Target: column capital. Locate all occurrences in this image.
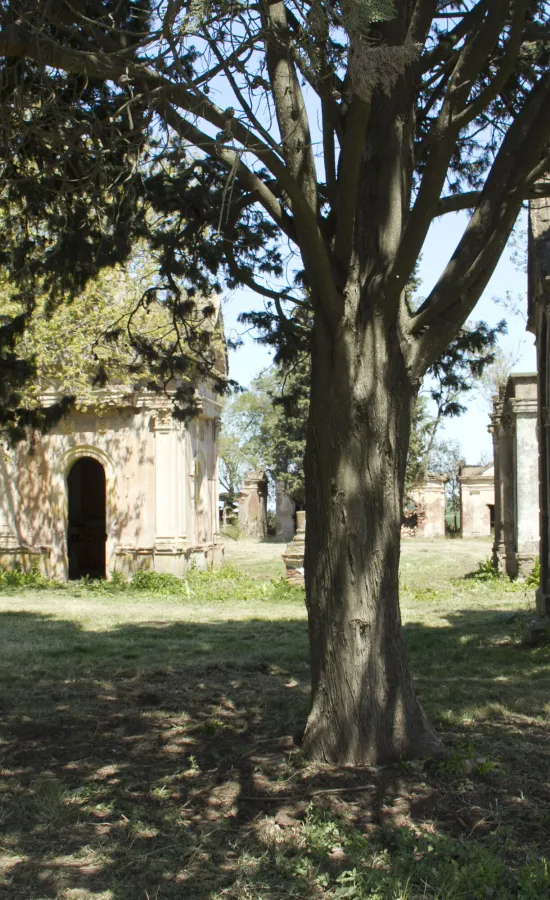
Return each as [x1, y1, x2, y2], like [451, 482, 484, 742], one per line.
[152, 407, 173, 433]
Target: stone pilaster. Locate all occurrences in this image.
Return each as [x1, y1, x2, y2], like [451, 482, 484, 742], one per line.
[511, 396, 539, 574]
[490, 414, 503, 569]
[153, 407, 178, 552]
[275, 481, 296, 540]
[500, 410, 518, 576]
[529, 186, 550, 615]
[282, 510, 305, 586]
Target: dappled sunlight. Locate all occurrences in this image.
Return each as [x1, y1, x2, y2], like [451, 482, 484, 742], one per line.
[0, 566, 549, 898]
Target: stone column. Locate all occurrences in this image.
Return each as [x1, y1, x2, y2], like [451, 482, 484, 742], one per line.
[490, 414, 503, 569]
[282, 510, 305, 586]
[275, 481, 296, 540]
[493, 409, 517, 577]
[539, 398, 550, 615]
[176, 423, 187, 547]
[511, 396, 539, 573]
[417, 476, 446, 537]
[238, 470, 268, 539]
[529, 187, 550, 616]
[153, 407, 178, 552]
[500, 413, 517, 576]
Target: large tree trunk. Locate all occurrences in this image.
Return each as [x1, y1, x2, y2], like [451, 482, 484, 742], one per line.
[302, 308, 442, 765]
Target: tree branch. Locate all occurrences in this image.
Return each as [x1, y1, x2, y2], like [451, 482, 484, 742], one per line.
[410, 71, 550, 372]
[159, 104, 296, 242]
[334, 96, 370, 273]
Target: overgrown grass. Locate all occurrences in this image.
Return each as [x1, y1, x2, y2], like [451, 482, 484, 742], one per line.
[0, 548, 548, 899]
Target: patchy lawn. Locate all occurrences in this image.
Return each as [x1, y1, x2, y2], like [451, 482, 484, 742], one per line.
[0, 548, 549, 899]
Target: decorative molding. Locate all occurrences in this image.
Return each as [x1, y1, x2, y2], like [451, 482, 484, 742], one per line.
[152, 408, 173, 432]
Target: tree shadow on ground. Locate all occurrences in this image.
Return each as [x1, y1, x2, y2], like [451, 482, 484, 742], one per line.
[0, 608, 549, 898]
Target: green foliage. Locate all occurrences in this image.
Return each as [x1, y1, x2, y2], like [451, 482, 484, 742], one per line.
[525, 557, 541, 588]
[470, 557, 504, 582]
[0, 565, 56, 590]
[130, 569, 194, 595]
[0, 244, 227, 437]
[0, 563, 305, 607]
[220, 362, 308, 504]
[300, 809, 549, 900]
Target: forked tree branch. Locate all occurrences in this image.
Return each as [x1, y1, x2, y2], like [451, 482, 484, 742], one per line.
[410, 71, 550, 372]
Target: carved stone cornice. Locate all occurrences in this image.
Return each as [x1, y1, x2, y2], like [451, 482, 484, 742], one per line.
[509, 398, 538, 417]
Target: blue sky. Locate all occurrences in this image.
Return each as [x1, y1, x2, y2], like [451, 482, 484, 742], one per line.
[222, 209, 533, 464]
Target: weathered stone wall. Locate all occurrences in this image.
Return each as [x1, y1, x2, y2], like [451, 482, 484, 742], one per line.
[282, 510, 305, 585]
[491, 374, 539, 578]
[402, 476, 446, 538]
[238, 470, 268, 539]
[0, 386, 223, 580]
[528, 186, 550, 614]
[459, 465, 494, 538]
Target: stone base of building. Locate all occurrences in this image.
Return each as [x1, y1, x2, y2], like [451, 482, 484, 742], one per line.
[0, 542, 224, 581]
[281, 556, 305, 586]
[536, 588, 550, 617]
[114, 542, 224, 577]
[493, 541, 537, 579]
[0, 545, 51, 576]
[515, 552, 538, 578]
[523, 616, 550, 645]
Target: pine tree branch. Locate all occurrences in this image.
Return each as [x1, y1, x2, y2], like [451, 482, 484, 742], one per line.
[390, 2, 517, 296]
[261, 2, 318, 214]
[159, 104, 296, 242]
[452, 0, 529, 131]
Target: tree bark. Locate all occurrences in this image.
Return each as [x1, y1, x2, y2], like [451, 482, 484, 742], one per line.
[302, 307, 442, 765]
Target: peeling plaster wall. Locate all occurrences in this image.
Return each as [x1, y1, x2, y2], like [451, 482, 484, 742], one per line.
[0, 390, 223, 580]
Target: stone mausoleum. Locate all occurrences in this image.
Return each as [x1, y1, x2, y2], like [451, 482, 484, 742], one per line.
[458, 463, 495, 538]
[401, 476, 446, 538]
[0, 384, 223, 580]
[491, 373, 539, 577]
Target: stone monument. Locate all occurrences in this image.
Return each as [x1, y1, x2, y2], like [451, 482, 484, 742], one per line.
[282, 510, 305, 586]
[0, 385, 224, 580]
[458, 464, 495, 538]
[275, 481, 296, 540]
[403, 476, 446, 538]
[491, 374, 539, 577]
[238, 470, 268, 539]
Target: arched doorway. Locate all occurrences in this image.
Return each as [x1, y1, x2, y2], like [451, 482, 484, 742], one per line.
[67, 457, 106, 579]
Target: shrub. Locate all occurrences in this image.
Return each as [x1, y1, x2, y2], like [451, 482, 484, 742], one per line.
[0, 565, 57, 590]
[469, 557, 502, 581]
[525, 557, 540, 588]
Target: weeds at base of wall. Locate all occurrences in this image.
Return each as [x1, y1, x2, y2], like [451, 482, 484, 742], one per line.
[0, 563, 304, 604]
[0, 566, 58, 590]
[466, 556, 540, 588]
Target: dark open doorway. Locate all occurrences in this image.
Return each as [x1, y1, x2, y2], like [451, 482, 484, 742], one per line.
[488, 503, 495, 535]
[67, 457, 106, 580]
